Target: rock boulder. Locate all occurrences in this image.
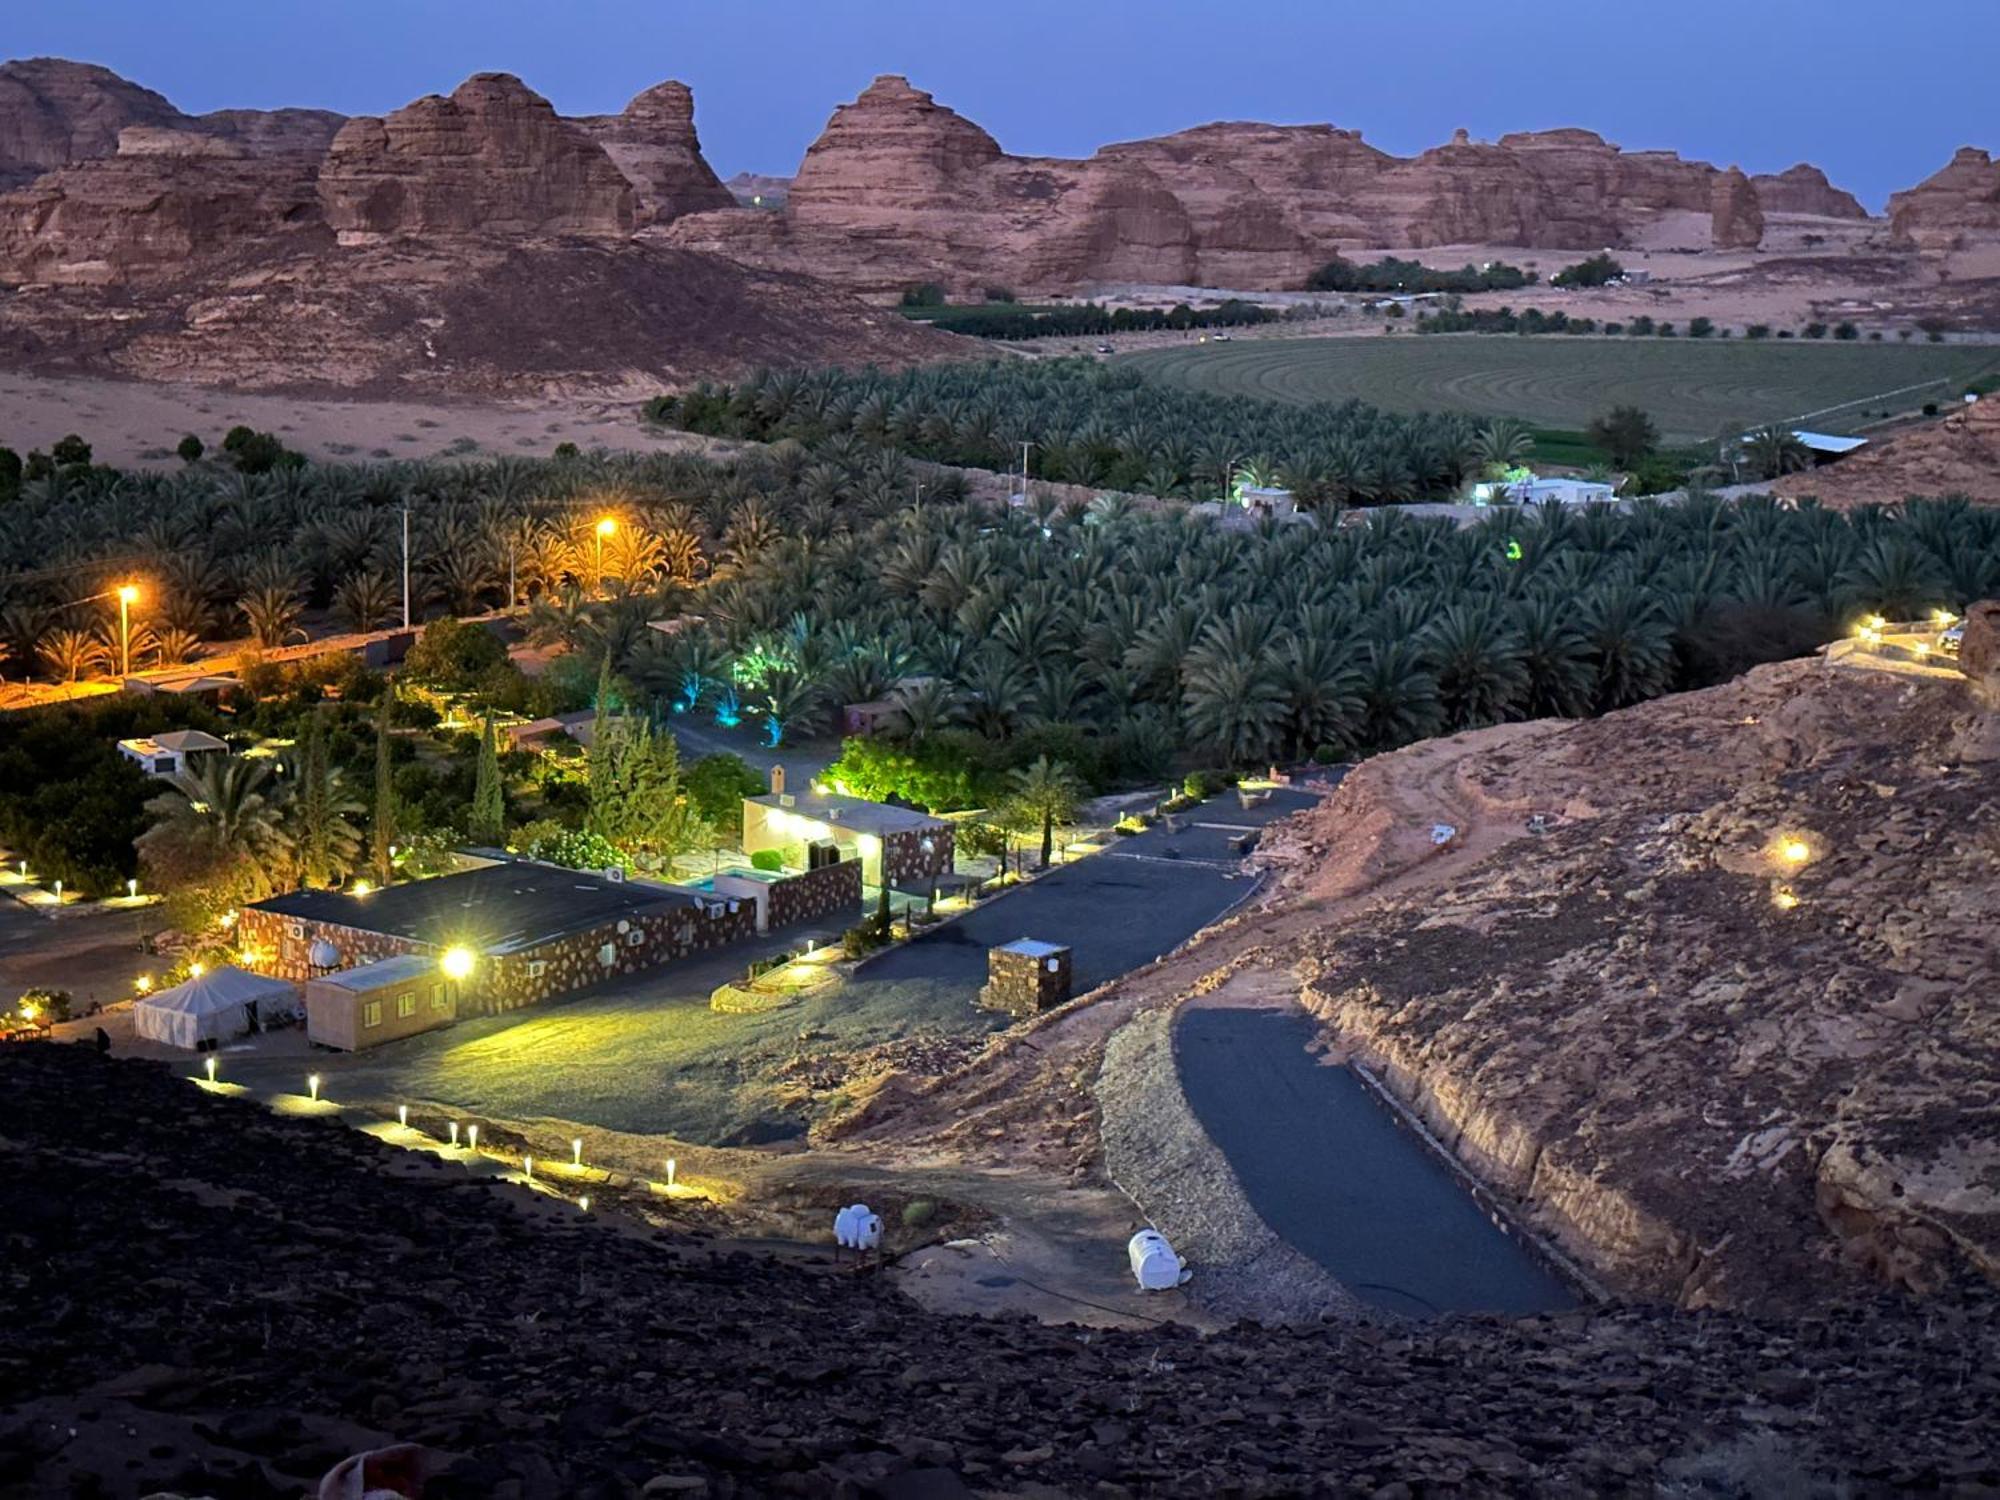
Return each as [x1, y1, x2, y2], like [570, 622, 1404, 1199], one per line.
[1711, 165, 1765, 249]
[1753, 162, 1868, 218]
[319, 73, 633, 243]
[572, 80, 733, 227]
[1955, 599, 2000, 688]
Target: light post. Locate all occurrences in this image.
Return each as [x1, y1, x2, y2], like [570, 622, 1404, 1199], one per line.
[116, 584, 138, 677]
[594, 517, 616, 595]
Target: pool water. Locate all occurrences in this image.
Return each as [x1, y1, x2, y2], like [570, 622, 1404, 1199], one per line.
[687, 868, 782, 890]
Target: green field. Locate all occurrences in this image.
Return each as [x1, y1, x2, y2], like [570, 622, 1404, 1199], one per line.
[1118, 337, 2000, 443]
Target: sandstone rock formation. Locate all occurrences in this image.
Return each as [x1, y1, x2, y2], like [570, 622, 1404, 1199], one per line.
[726, 170, 790, 207]
[669, 75, 1868, 296]
[190, 105, 346, 160]
[1754, 162, 1868, 218]
[0, 126, 325, 287]
[1889, 146, 2000, 251]
[1290, 655, 2000, 1309]
[1771, 396, 2000, 509]
[1955, 599, 2000, 688]
[1711, 165, 1766, 249]
[573, 80, 733, 226]
[0, 57, 182, 189]
[319, 73, 633, 243]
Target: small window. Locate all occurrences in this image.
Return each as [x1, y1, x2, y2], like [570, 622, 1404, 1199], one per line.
[363, 999, 382, 1028]
[397, 992, 416, 1019]
[430, 991, 448, 1012]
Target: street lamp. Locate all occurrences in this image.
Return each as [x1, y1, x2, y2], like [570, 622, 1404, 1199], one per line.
[440, 945, 475, 982]
[116, 584, 138, 677]
[594, 517, 616, 593]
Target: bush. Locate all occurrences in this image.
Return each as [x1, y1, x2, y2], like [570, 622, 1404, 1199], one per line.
[15, 988, 74, 1025]
[685, 752, 766, 832]
[1923, 402, 1939, 417]
[176, 434, 205, 464]
[842, 921, 888, 958]
[1687, 317, 1715, 339]
[523, 825, 623, 871]
[1627, 315, 1656, 336]
[1551, 252, 1623, 288]
[902, 1199, 938, 1229]
[0, 446, 19, 503]
[402, 617, 508, 694]
[953, 820, 1008, 859]
[1585, 405, 1660, 467]
[1834, 321, 1860, 341]
[51, 433, 92, 468]
[899, 283, 948, 308]
[553, 441, 580, 460]
[1803, 322, 1828, 339]
[1745, 324, 1771, 339]
[981, 285, 1016, 303]
[749, 848, 784, 872]
[221, 425, 302, 474]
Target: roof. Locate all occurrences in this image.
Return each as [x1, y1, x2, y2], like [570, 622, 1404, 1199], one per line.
[251, 863, 696, 956]
[1792, 431, 1870, 456]
[748, 790, 945, 837]
[141, 964, 295, 1015]
[308, 953, 442, 992]
[153, 729, 228, 754]
[997, 938, 1068, 958]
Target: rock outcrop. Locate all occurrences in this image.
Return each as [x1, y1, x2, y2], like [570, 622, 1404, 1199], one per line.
[1772, 396, 2000, 510]
[1711, 165, 1766, 249]
[669, 75, 1869, 296]
[725, 170, 791, 207]
[319, 73, 633, 243]
[0, 126, 325, 287]
[1754, 162, 1869, 218]
[1889, 146, 2000, 251]
[191, 105, 346, 159]
[0, 57, 182, 189]
[572, 79, 733, 226]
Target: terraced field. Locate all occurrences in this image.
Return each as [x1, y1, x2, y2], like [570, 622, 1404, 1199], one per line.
[1119, 336, 2000, 442]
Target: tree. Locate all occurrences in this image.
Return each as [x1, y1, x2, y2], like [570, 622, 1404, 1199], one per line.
[176, 434, 205, 464]
[292, 710, 362, 888]
[587, 716, 699, 860]
[1742, 425, 1811, 481]
[1006, 755, 1083, 870]
[38, 628, 108, 684]
[51, 433, 92, 468]
[469, 711, 505, 846]
[371, 701, 395, 888]
[137, 755, 295, 930]
[1552, 253, 1623, 288]
[684, 752, 764, 832]
[403, 617, 507, 693]
[239, 586, 303, 648]
[0, 446, 20, 503]
[1586, 406, 1659, 468]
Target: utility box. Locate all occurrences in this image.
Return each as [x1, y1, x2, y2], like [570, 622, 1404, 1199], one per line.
[982, 938, 1073, 1017]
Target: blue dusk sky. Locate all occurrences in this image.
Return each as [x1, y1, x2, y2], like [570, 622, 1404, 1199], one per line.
[7, 0, 1990, 209]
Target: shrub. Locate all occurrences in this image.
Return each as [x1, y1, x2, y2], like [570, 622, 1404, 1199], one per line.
[981, 285, 1016, 303]
[842, 921, 887, 958]
[1551, 252, 1623, 288]
[749, 848, 784, 872]
[523, 825, 623, 871]
[1307, 255, 1530, 295]
[902, 1199, 938, 1229]
[899, 283, 948, 308]
[1745, 324, 1771, 339]
[51, 433, 92, 468]
[1688, 317, 1715, 339]
[1834, 321, 1860, 340]
[221, 425, 301, 474]
[553, 441, 580, 460]
[1923, 402, 1939, 417]
[0, 446, 19, 503]
[176, 434, 205, 463]
[954, 820, 1008, 859]
[1585, 405, 1660, 467]
[685, 752, 766, 831]
[1803, 322, 1828, 339]
[1626, 315, 1656, 336]
[15, 988, 74, 1025]
[402, 617, 508, 694]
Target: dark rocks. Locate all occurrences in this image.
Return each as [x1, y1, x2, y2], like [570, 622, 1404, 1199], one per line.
[0, 1044, 1995, 1497]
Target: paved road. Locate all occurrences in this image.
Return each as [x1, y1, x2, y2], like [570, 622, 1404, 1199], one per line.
[1176, 1006, 1575, 1318]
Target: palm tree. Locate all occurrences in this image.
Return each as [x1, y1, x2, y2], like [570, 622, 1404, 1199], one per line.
[891, 677, 966, 741]
[292, 712, 364, 887]
[1470, 419, 1534, 476]
[1182, 654, 1287, 766]
[240, 586, 303, 648]
[38, 627, 107, 684]
[334, 570, 398, 633]
[1424, 603, 1528, 730]
[1742, 425, 1812, 481]
[1007, 755, 1084, 869]
[137, 755, 296, 909]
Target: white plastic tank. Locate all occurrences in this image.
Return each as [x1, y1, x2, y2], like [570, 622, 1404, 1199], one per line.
[835, 1203, 882, 1251]
[1128, 1229, 1187, 1291]
[307, 938, 341, 969]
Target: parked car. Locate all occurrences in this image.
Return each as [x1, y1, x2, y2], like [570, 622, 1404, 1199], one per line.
[1939, 623, 1965, 657]
[1095, 342, 1114, 354]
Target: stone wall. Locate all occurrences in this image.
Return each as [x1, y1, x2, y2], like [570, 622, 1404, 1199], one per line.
[767, 859, 862, 930]
[240, 909, 429, 981]
[981, 943, 1071, 1018]
[883, 825, 953, 888]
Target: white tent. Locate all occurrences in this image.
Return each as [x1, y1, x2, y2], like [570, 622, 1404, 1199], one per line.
[134, 965, 299, 1050]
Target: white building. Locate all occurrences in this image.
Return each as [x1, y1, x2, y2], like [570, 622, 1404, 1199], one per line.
[116, 729, 228, 778]
[1470, 476, 1618, 507]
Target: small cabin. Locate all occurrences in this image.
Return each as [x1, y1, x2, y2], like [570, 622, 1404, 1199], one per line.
[306, 953, 457, 1052]
[116, 728, 228, 778]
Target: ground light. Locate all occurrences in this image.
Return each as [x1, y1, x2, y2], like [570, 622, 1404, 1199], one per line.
[572, 1137, 584, 1167]
[666, 1157, 677, 1189]
[524, 1155, 534, 1179]
[204, 1056, 217, 1084]
[134, 975, 152, 995]
[307, 1073, 321, 1102]
[578, 1196, 591, 1213]
[449, 1122, 460, 1147]
[467, 1124, 479, 1152]
[126, 879, 137, 899]
[397, 1105, 408, 1128]
[1773, 887, 1801, 911]
[1780, 838, 1811, 866]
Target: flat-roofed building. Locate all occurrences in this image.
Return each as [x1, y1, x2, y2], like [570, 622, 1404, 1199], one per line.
[306, 953, 457, 1051]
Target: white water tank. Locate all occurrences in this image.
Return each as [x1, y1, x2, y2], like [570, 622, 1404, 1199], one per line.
[307, 938, 341, 969]
[834, 1203, 883, 1250]
[1128, 1229, 1187, 1291]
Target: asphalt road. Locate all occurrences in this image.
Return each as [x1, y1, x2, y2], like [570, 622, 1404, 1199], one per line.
[1176, 1006, 1576, 1318]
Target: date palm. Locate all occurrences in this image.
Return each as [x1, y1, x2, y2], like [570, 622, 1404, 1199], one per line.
[334, 569, 398, 633]
[1006, 755, 1084, 869]
[137, 754, 296, 903]
[38, 627, 108, 683]
[240, 585, 304, 648]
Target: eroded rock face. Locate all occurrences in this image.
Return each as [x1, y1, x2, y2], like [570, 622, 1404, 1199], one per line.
[671, 76, 1864, 296]
[191, 106, 346, 160]
[572, 79, 733, 226]
[0, 57, 183, 189]
[0, 126, 325, 287]
[1889, 146, 2000, 251]
[1711, 165, 1766, 249]
[319, 73, 633, 243]
[1754, 162, 1868, 218]
[1956, 599, 2000, 688]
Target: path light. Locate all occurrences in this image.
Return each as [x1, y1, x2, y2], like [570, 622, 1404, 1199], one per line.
[127, 878, 138, 899]
[204, 1056, 217, 1084]
[440, 945, 475, 982]
[572, 1137, 584, 1167]
[52, 880, 61, 901]
[467, 1124, 479, 1152]
[307, 1073, 321, 1102]
[1773, 887, 1800, 911]
[134, 974, 152, 994]
[666, 1157, 677, 1190]
[449, 1121, 460, 1147]
[524, 1155, 534, 1179]
[1779, 838, 1811, 866]
[351, 880, 372, 898]
[190, 961, 205, 978]
[398, 1104, 409, 1128]
[579, 1196, 591, 1213]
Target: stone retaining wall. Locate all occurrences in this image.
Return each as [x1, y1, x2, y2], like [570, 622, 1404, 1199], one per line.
[768, 859, 862, 929]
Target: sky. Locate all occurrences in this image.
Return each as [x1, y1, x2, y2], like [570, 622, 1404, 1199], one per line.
[8, 0, 1991, 209]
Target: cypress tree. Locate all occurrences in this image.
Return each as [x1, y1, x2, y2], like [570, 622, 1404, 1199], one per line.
[371, 701, 395, 887]
[470, 711, 504, 846]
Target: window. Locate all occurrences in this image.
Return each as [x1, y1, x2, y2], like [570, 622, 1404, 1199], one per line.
[397, 991, 416, 1019]
[429, 984, 447, 1012]
[363, 1000, 382, 1028]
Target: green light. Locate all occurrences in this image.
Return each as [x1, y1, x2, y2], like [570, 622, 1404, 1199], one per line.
[1505, 539, 1523, 562]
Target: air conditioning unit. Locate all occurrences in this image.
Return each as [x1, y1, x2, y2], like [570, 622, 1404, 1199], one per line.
[779, 793, 796, 808]
[603, 866, 625, 883]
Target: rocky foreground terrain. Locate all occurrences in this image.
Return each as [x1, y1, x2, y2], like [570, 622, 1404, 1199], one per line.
[1284, 643, 2000, 1314]
[1775, 397, 2000, 510]
[3, 1043, 1997, 1498]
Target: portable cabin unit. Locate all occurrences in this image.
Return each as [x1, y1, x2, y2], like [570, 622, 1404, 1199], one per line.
[306, 953, 457, 1052]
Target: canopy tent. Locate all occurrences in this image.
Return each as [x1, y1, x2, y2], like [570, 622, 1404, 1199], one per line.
[134, 965, 299, 1050]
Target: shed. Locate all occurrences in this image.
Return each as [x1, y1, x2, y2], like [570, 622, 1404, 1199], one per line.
[134, 965, 299, 1050]
[981, 938, 1074, 1017]
[306, 953, 457, 1052]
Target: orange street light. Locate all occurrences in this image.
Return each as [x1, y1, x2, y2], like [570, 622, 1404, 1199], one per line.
[593, 517, 617, 594]
[116, 583, 140, 676]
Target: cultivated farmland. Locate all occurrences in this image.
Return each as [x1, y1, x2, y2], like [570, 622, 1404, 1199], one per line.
[1119, 337, 2000, 442]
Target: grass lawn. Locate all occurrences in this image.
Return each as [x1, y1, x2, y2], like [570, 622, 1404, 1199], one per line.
[1118, 336, 2000, 443]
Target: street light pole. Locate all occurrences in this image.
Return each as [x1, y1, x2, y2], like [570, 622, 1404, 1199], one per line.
[116, 585, 136, 677]
[400, 507, 411, 629]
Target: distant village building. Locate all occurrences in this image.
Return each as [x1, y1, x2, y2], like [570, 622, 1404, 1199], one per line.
[116, 728, 228, 779]
[1469, 474, 1618, 507]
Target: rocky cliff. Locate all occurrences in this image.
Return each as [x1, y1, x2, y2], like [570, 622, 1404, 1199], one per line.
[1889, 146, 2000, 251]
[1754, 162, 1869, 218]
[667, 76, 1877, 296]
[573, 79, 734, 226]
[319, 72, 633, 243]
[1711, 165, 1766, 249]
[0, 126, 326, 287]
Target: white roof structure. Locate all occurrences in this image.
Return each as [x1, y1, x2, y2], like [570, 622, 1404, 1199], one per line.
[152, 729, 228, 754]
[748, 790, 943, 837]
[133, 965, 298, 1050]
[1790, 431, 1869, 456]
[998, 938, 1068, 959]
[310, 954, 439, 992]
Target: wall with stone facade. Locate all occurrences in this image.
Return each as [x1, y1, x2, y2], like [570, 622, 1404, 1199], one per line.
[240, 908, 430, 982]
[767, 859, 862, 929]
[883, 825, 953, 888]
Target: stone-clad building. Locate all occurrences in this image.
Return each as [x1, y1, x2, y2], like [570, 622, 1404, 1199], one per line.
[741, 786, 953, 892]
[242, 863, 757, 1016]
